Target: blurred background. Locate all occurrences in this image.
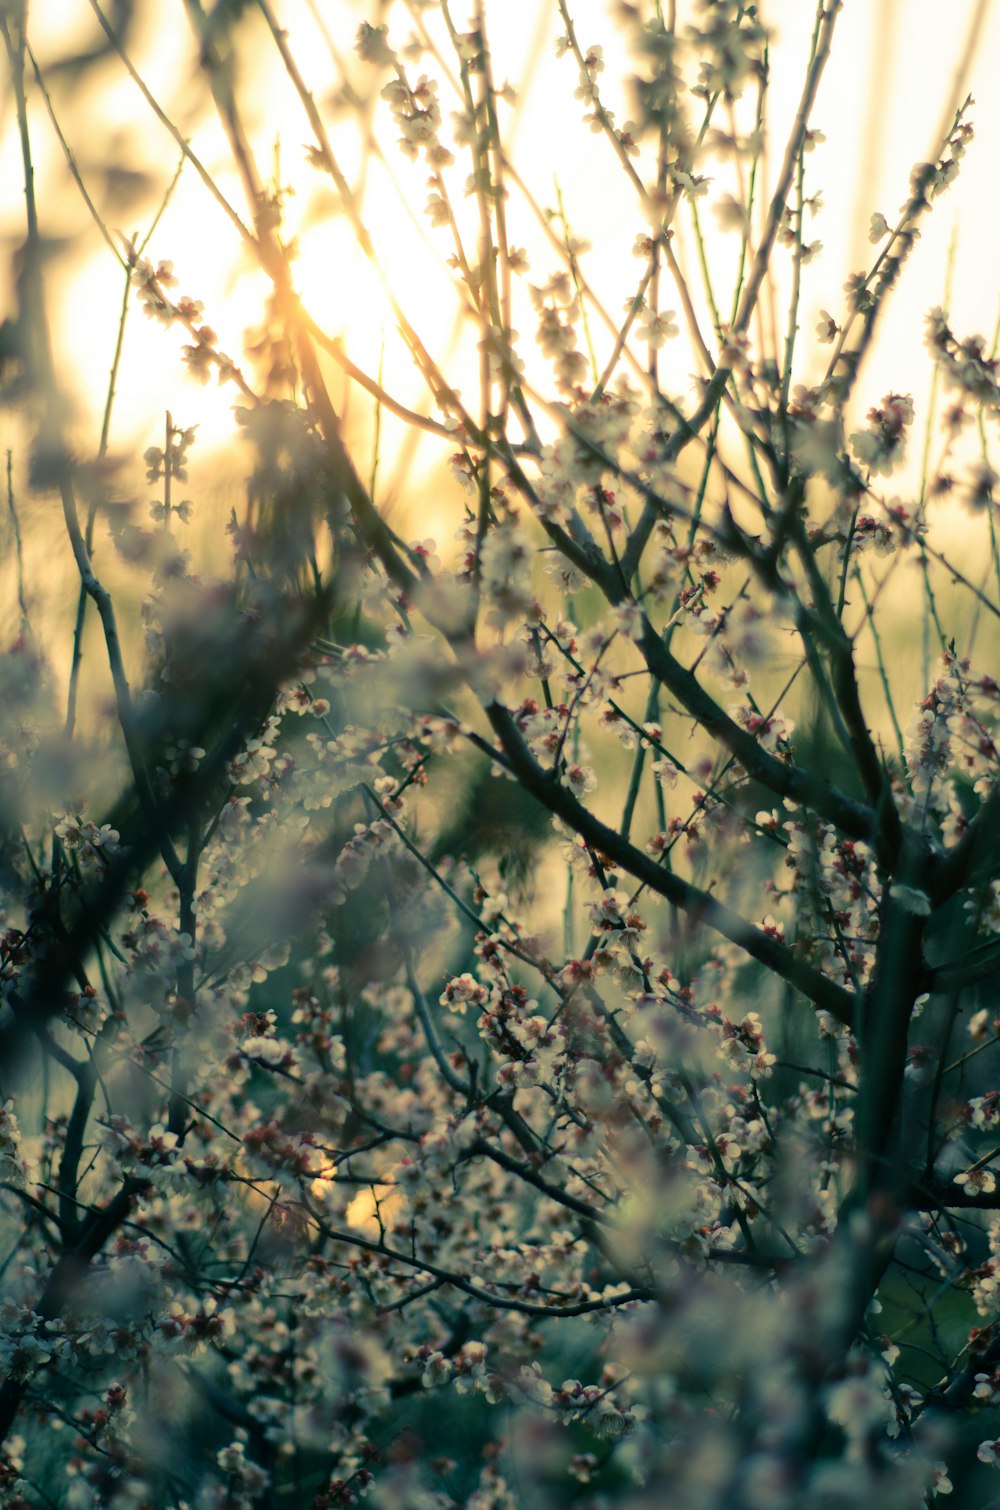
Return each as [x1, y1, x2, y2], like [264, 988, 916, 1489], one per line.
[0, 0, 997, 732]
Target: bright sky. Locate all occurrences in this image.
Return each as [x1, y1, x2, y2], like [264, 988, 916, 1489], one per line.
[1, 1, 998, 541]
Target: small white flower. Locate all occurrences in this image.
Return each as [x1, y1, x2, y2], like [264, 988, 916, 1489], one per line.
[888, 883, 932, 917]
[565, 763, 597, 798]
[955, 1165, 997, 1195]
[636, 306, 679, 349]
[969, 1008, 991, 1040]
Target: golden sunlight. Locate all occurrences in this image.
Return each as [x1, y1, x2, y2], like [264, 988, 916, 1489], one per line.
[5, 0, 997, 516]
[344, 1181, 402, 1239]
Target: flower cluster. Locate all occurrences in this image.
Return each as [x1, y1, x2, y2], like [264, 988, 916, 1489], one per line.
[2, 3, 1000, 1507]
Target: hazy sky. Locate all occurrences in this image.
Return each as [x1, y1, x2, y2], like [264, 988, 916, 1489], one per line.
[1, 1, 997, 496]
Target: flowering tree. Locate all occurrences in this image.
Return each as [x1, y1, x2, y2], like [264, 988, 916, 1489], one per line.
[1, 0, 1000, 1504]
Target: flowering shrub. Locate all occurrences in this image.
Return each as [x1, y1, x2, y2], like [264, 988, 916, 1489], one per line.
[1, 0, 999, 1505]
